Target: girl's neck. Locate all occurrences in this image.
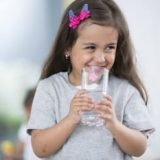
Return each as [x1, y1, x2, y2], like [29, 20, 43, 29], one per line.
[68, 72, 81, 86]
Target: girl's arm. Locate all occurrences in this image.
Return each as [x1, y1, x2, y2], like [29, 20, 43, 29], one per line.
[95, 95, 147, 157]
[31, 89, 93, 158]
[31, 116, 77, 158]
[109, 120, 147, 157]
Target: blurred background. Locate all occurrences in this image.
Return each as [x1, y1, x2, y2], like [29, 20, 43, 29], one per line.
[0, 0, 159, 159]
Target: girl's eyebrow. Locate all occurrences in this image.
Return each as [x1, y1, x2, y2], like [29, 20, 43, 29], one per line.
[107, 42, 117, 45]
[82, 42, 95, 46]
[82, 42, 117, 46]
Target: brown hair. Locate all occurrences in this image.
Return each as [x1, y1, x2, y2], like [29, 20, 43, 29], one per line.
[40, 0, 148, 104]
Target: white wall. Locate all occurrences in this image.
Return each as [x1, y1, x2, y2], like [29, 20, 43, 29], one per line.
[0, 0, 62, 117]
[116, 0, 160, 159]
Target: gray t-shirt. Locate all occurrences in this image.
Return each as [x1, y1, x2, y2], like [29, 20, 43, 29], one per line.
[27, 72, 154, 160]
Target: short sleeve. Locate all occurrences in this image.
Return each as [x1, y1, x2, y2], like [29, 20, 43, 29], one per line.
[123, 88, 155, 135]
[27, 79, 56, 134]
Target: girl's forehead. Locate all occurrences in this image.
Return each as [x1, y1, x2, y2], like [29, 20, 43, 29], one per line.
[77, 19, 94, 31]
[78, 19, 116, 31]
[77, 22, 118, 42]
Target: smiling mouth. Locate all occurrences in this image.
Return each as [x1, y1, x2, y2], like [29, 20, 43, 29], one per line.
[82, 66, 104, 83]
[86, 65, 105, 72]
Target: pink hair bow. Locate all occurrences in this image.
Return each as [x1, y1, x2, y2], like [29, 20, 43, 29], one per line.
[69, 4, 90, 29]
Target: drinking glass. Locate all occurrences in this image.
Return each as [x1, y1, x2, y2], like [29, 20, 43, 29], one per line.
[80, 66, 109, 126]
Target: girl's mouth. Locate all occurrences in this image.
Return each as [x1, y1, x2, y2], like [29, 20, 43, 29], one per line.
[84, 66, 105, 83]
[86, 65, 105, 73]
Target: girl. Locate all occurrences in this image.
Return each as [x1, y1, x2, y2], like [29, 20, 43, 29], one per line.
[27, 0, 154, 159]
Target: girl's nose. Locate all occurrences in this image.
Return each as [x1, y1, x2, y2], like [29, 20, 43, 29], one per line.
[94, 52, 106, 63]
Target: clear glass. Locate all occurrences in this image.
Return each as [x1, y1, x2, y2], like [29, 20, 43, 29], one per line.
[80, 66, 109, 127]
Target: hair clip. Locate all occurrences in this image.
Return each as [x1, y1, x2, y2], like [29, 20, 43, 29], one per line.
[79, 4, 90, 20]
[69, 4, 90, 29]
[69, 10, 80, 29]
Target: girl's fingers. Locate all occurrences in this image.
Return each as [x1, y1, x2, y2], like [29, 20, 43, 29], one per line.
[73, 93, 93, 107]
[94, 100, 112, 112]
[104, 95, 112, 101]
[98, 112, 113, 121]
[93, 96, 113, 119]
[71, 90, 95, 113]
[74, 89, 86, 97]
[74, 96, 94, 109]
[75, 105, 94, 112]
[74, 96, 92, 102]
[95, 106, 112, 115]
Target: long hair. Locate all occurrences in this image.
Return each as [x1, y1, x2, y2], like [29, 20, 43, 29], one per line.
[40, 0, 148, 104]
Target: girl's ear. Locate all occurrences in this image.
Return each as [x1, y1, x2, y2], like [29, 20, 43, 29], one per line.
[65, 51, 70, 60]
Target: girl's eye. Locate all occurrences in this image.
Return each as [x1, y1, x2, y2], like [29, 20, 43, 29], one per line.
[109, 45, 115, 49]
[86, 46, 96, 50]
[105, 45, 116, 53]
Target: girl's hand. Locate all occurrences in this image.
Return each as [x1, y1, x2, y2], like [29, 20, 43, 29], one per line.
[67, 89, 94, 124]
[94, 95, 118, 129]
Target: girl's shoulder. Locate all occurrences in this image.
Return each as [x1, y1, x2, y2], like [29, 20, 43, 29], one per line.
[39, 72, 68, 84]
[109, 74, 137, 94]
[37, 72, 69, 91]
[110, 74, 130, 87]
[43, 72, 67, 81]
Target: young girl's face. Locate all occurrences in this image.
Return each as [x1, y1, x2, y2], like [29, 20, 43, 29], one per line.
[69, 22, 118, 85]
